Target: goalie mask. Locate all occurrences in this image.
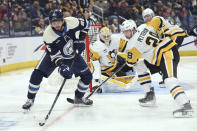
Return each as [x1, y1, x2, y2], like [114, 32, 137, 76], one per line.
[121, 20, 137, 39]
[99, 27, 112, 46]
[142, 8, 155, 22]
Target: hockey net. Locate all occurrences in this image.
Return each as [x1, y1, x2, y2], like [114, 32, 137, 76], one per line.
[44, 24, 102, 94]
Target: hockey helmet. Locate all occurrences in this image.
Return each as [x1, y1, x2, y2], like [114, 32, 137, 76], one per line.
[49, 9, 63, 23]
[121, 20, 137, 32]
[142, 8, 155, 21]
[99, 27, 112, 46]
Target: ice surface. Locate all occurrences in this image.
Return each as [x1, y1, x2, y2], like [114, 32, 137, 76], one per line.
[0, 56, 197, 131]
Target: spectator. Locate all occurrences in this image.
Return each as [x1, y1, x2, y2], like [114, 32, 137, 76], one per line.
[0, 3, 7, 20]
[94, 0, 108, 16]
[20, 11, 30, 32]
[43, 3, 51, 18]
[0, 20, 7, 35]
[63, 11, 71, 17]
[13, 13, 22, 32]
[168, 10, 182, 27]
[109, 18, 121, 33]
[60, 1, 71, 12]
[77, 0, 90, 8]
[70, 4, 79, 17]
[173, 2, 182, 17]
[31, 1, 44, 20]
[119, 0, 129, 15]
[181, 7, 195, 29]
[34, 18, 46, 35]
[163, 6, 171, 19]
[102, 17, 110, 28]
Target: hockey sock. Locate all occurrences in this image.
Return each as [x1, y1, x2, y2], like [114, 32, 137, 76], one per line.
[75, 89, 85, 98]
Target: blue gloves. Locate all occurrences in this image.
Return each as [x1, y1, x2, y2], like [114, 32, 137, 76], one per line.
[58, 64, 73, 79]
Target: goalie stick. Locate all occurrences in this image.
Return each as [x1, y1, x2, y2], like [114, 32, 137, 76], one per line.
[86, 62, 127, 99]
[67, 62, 127, 104]
[39, 54, 77, 126]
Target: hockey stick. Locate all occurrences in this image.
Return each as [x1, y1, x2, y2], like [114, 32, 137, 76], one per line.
[39, 54, 77, 126]
[85, 62, 127, 99]
[33, 43, 44, 53]
[180, 38, 197, 47]
[39, 78, 66, 126]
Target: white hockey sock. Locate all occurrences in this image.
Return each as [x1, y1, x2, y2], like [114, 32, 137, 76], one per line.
[165, 77, 189, 106]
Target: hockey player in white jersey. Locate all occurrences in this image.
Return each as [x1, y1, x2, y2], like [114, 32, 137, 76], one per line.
[89, 27, 136, 93]
[142, 8, 187, 48]
[22, 9, 93, 110]
[124, 20, 193, 117]
[142, 8, 188, 89]
[121, 20, 156, 106]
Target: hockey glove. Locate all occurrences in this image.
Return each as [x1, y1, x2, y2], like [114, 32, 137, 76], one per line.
[73, 40, 85, 55]
[117, 53, 126, 64]
[58, 65, 73, 79]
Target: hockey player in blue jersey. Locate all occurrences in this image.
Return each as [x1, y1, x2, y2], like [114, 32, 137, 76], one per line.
[22, 9, 93, 110]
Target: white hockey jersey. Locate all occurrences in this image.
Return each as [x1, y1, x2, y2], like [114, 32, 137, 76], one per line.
[146, 16, 187, 40]
[90, 34, 121, 73]
[125, 24, 176, 66]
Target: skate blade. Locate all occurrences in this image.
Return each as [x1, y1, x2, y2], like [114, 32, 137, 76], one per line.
[74, 103, 93, 107]
[139, 101, 156, 107]
[173, 110, 194, 118]
[23, 109, 31, 114]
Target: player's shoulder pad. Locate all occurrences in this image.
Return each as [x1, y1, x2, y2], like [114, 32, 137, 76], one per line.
[43, 25, 59, 44]
[146, 16, 163, 32]
[64, 17, 79, 30]
[137, 24, 147, 31]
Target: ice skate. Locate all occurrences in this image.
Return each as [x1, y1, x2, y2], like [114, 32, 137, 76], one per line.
[173, 102, 193, 118]
[74, 96, 93, 106]
[22, 99, 34, 111]
[139, 87, 156, 107]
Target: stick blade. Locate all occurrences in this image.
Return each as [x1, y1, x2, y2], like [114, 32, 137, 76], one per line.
[67, 98, 75, 104]
[39, 122, 45, 126]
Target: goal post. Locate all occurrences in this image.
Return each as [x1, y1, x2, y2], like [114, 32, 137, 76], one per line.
[85, 24, 102, 92]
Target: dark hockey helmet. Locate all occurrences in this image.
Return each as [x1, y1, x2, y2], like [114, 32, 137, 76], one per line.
[49, 9, 63, 23]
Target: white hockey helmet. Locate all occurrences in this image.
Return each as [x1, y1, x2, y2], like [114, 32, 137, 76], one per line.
[99, 27, 112, 46]
[142, 8, 155, 21]
[121, 20, 137, 32]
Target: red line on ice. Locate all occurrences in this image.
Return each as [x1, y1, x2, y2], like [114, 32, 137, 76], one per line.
[41, 106, 75, 131]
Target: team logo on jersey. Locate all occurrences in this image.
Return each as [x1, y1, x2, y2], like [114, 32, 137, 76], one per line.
[63, 40, 74, 56]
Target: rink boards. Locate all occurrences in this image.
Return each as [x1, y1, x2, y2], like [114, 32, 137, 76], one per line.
[0, 35, 197, 73]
